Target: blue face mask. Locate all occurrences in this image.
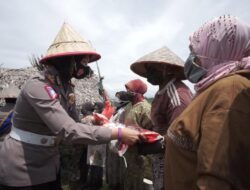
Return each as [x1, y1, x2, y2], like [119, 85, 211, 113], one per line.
[184, 53, 207, 83]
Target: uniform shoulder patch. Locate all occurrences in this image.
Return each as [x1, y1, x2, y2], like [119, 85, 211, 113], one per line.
[44, 85, 58, 99]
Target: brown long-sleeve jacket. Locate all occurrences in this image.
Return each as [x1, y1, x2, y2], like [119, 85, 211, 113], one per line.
[165, 71, 250, 190]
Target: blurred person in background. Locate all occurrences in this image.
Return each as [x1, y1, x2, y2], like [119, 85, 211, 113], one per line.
[106, 91, 131, 190]
[0, 85, 20, 146]
[122, 79, 153, 190]
[83, 101, 106, 190]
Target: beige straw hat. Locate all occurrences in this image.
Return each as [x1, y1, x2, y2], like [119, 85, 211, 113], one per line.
[130, 46, 185, 79]
[0, 85, 20, 99]
[40, 22, 100, 64]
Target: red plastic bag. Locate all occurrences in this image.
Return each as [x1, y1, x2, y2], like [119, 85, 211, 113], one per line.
[140, 129, 163, 143]
[93, 99, 115, 125]
[101, 100, 115, 119]
[93, 113, 109, 125]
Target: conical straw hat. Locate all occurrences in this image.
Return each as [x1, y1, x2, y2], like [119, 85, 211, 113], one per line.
[40, 22, 100, 64]
[0, 85, 20, 99]
[130, 47, 185, 79]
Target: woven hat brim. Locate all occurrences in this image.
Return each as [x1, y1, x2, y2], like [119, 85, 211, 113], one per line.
[131, 61, 186, 80]
[40, 51, 101, 64]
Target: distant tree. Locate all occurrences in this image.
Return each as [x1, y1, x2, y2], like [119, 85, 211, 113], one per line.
[145, 97, 154, 104]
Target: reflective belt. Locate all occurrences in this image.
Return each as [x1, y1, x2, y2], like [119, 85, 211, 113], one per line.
[9, 126, 57, 147]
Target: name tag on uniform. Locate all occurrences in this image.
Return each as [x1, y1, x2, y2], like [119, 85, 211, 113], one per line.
[44, 85, 58, 99]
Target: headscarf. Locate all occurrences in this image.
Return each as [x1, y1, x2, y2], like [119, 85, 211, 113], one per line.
[125, 79, 147, 105]
[125, 79, 147, 94]
[190, 15, 250, 92]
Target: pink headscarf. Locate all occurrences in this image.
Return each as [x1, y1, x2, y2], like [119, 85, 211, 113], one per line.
[190, 15, 250, 92]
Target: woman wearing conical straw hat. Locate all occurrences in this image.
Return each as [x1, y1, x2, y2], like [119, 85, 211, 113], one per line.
[0, 23, 144, 190]
[130, 47, 193, 190]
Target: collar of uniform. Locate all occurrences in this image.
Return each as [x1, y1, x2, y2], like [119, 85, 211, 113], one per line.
[32, 72, 46, 81]
[44, 66, 62, 85]
[157, 78, 176, 95]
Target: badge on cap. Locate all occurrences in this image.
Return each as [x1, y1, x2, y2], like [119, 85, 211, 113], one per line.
[44, 85, 58, 99]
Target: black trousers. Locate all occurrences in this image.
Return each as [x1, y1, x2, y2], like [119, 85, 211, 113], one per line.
[0, 179, 62, 190]
[87, 166, 103, 189]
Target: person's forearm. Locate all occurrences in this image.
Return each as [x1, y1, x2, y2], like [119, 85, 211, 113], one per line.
[111, 127, 118, 140]
[60, 123, 112, 145]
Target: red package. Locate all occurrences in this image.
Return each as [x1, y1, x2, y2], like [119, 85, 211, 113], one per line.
[101, 100, 115, 119]
[93, 113, 109, 125]
[140, 129, 163, 143]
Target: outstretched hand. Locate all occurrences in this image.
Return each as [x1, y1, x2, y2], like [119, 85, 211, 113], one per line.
[121, 127, 141, 145]
[111, 127, 146, 146]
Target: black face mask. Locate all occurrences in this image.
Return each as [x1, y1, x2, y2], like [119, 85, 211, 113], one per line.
[184, 53, 207, 83]
[123, 91, 135, 102]
[115, 91, 134, 102]
[53, 58, 74, 82]
[73, 64, 93, 79]
[147, 73, 164, 85]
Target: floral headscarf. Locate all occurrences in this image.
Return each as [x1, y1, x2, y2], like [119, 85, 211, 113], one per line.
[190, 15, 250, 92]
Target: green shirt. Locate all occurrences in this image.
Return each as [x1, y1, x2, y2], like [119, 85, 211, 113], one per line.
[123, 100, 152, 130]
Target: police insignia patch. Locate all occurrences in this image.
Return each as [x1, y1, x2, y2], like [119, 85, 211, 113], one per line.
[44, 85, 58, 99]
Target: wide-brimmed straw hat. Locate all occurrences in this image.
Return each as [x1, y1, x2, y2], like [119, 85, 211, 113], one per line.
[40, 22, 100, 64]
[130, 47, 185, 79]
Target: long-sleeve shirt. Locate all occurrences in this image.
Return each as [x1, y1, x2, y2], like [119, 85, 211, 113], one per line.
[0, 73, 111, 186]
[165, 71, 250, 190]
[151, 79, 193, 136]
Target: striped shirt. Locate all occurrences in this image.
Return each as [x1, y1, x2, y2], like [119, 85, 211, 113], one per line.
[151, 79, 193, 135]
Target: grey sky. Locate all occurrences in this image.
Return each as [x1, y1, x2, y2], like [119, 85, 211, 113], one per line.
[1, 0, 250, 97]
